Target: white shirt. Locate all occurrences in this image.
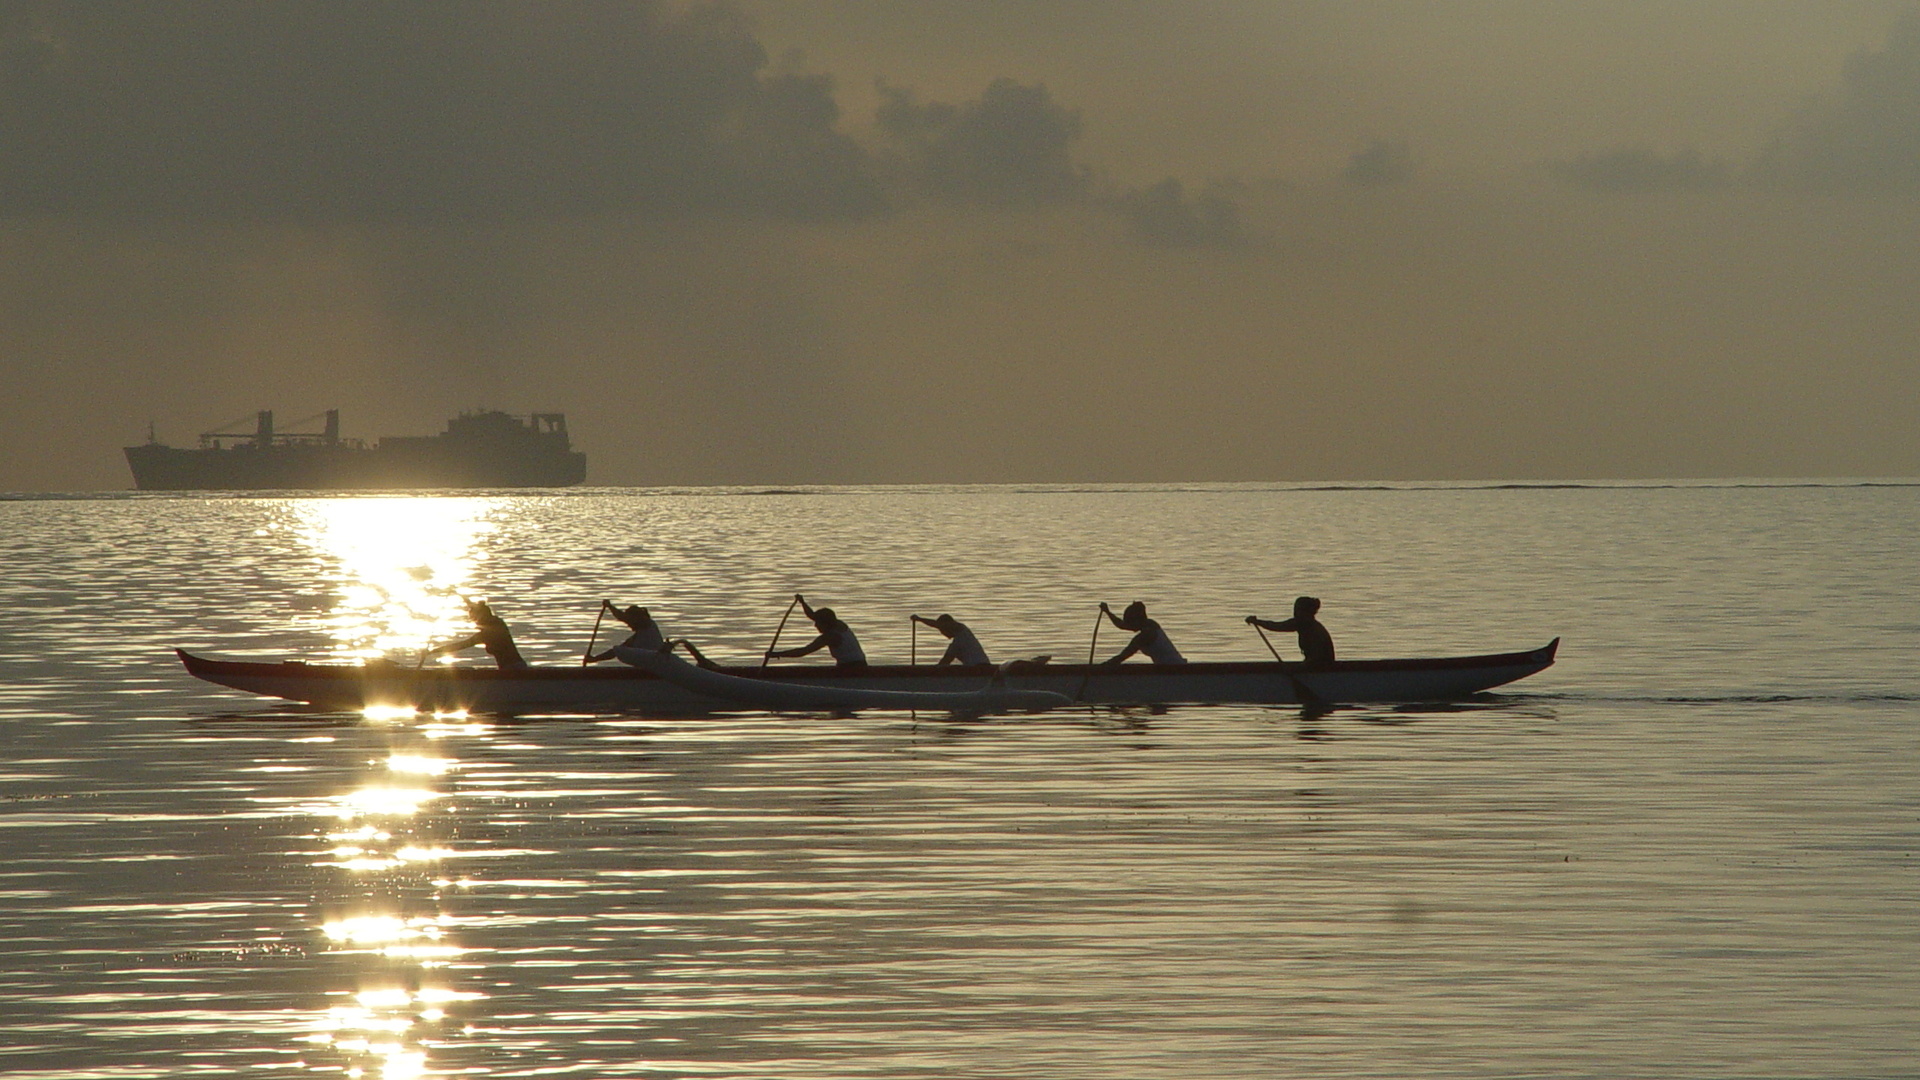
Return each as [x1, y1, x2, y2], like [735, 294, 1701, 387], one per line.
[943, 626, 991, 666]
[827, 626, 867, 665]
[620, 623, 666, 652]
[1137, 623, 1186, 665]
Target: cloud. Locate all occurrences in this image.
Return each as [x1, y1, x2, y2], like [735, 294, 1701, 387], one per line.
[1550, 147, 1729, 193]
[0, 1, 1218, 250]
[1342, 139, 1415, 187]
[0, 1, 882, 221]
[875, 77, 1252, 250]
[1757, 13, 1920, 194]
[875, 77, 1089, 206]
[1118, 178, 1248, 249]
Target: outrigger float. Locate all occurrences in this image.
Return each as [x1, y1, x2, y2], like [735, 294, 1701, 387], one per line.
[176, 638, 1559, 715]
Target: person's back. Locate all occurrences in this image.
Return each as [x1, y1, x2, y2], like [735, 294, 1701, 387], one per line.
[914, 613, 991, 666]
[944, 623, 989, 666]
[771, 595, 867, 667]
[817, 611, 867, 666]
[619, 611, 666, 653]
[477, 617, 528, 668]
[1101, 600, 1187, 665]
[1132, 618, 1185, 664]
[1294, 617, 1334, 664]
[430, 600, 527, 669]
[587, 602, 666, 665]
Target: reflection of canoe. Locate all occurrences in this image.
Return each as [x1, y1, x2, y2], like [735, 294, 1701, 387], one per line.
[175, 638, 1558, 714]
[612, 647, 1071, 712]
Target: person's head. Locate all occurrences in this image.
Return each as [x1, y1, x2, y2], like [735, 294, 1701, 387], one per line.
[466, 599, 500, 625]
[934, 613, 960, 636]
[810, 606, 838, 628]
[1293, 596, 1321, 619]
[622, 605, 652, 626]
[1120, 601, 1148, 628]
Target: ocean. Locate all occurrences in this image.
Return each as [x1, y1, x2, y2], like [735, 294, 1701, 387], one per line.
[1, 483, 1914, 1078]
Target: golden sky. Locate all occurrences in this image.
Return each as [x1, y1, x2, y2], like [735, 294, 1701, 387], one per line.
[4, 1, 1917, 487]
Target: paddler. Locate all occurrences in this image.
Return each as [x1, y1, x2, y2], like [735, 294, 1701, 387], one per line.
[586, 601, 667, 664]
[1099, 600, 1186, 665]
[910, 612, 991, 666]
[767, 594, 867, 668]
[1246, 596, 1336, 664]
[421, 598, 528, 669]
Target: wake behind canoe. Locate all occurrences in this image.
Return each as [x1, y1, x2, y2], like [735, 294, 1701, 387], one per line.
[175, 639, 1558, 713]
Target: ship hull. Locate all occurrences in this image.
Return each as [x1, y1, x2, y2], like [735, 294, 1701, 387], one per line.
[124, 443, 586, 490]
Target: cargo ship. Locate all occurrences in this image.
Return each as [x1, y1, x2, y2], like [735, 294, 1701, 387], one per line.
[125, 410, 587, 490]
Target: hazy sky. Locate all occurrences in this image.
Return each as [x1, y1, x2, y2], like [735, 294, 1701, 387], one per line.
[4, 0, 1918, 489]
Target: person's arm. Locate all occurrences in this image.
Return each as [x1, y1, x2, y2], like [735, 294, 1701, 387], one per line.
[795, 594, 815, 620]
[423, 631, 483, 660]
[604, 600, 652, 632]
[1099, 602, 1129, 629]
[673, 639, 722, 670]
[1246, 616, 1298, 632]
[598, 598, 634, 628]
[1103, 632, 1145, 665]
[585, 636, 634, 663]
[910, 614, 938, 629]
[770, 633, 829, 659]
[938, 639, 962, 665]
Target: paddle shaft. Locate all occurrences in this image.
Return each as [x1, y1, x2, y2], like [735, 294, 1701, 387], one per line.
[762, 596, 802, 669]
[1253, 623, 1322, 705]
[910, 616, 917, 666]
[582, 603, 609, 667]
[1074, 607, 1103, 701]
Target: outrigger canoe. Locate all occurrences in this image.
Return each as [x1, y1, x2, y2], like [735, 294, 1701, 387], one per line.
[175, 638, 1558, 714]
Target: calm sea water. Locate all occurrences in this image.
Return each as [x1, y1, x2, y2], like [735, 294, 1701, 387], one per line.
[0, 483, 1914, 1079]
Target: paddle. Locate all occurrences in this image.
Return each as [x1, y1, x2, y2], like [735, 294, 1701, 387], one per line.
[1074, 606, 1104, 701]
[761, 595, 801, 669]
[910, 615, 918, 667]
[1251, 620, 1323, 706]
[581, 600, 609, 667]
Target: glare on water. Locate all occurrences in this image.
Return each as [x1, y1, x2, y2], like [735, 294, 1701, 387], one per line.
[281, 497, 501, 663]
[297, 730, 479, 1078]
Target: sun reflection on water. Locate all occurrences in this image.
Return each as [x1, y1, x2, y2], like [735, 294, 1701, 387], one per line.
[386, 754, 453, 776]
[307, 982, 479, 1080]
[260, 498, 512, 1075]
[282, 497, 503, 663]
[297, 725, 490, 1077]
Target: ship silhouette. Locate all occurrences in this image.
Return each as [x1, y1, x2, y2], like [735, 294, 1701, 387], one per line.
[125, 409, 587, 490]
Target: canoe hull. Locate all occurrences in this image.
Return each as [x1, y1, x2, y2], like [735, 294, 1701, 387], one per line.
[176, 639, 1558, 713]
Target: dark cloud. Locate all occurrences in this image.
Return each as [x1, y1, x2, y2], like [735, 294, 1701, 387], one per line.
[1550, 147, 1729, 193]
[876, 77, 1088, 206]
[0, 1, 882, 221]
[1757, 13, 1920, 194]
[876, 75, 1236, 250]
[1118, 178, 1248, 249]
[1342, 139, 1415, 187]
